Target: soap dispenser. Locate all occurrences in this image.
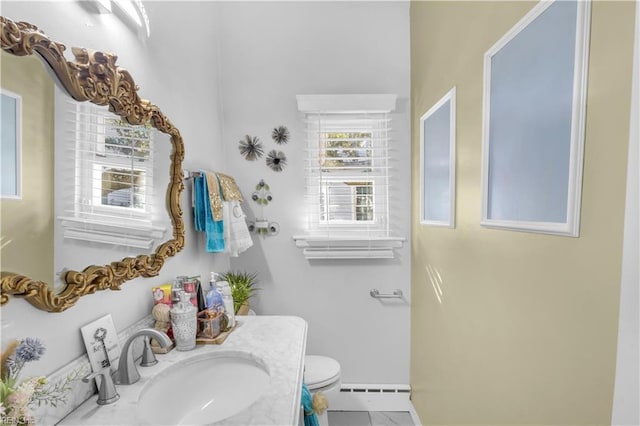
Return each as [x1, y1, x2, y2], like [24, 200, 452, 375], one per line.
[217, 280, 235, 328]
[170, 290, 197, 351]
[206, 272, 225, 313]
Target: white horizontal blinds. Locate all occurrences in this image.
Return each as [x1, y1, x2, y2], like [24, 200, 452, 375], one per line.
[304, 112, 391, 238]
[64, 100, 154, 225]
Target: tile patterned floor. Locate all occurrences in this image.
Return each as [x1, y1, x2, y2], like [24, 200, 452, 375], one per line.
[328, 411, 415, 426]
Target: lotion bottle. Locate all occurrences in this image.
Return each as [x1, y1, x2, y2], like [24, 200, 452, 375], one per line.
[206, 272, 225, 313]
[217, 280, 235, 328]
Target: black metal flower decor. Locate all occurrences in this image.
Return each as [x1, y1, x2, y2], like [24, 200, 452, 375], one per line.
[271, 126, 290, 145]
[265, 150, 287, 172]
[238, 135, 264, 161]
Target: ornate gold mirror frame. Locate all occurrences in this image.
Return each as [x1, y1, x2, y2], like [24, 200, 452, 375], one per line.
[0, 17, 185, 312]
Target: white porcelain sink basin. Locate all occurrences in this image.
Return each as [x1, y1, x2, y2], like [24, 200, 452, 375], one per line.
[137, 351, 271, 425]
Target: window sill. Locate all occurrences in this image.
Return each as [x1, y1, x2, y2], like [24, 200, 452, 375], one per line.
[59, 216, 166, 249]
[292, 235, 405, 259]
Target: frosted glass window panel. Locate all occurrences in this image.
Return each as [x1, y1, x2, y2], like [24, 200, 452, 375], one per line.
[420, 88, 456, 227]
[424, 101, 451, 222]
[481, 0, 590, 236]
[1, 91, 22, 199]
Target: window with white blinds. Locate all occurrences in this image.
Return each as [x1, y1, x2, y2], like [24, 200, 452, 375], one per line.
[294, 94, 405, 259]
[58, 99, 164, 249]
[307, 114, 390, 234]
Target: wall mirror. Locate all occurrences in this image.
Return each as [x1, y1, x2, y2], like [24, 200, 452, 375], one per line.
[480, 0, 590, 236]
[420, 87, 456, 228]
[0, 17, 185, 312]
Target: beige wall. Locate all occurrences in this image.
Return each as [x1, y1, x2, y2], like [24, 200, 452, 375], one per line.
[410, 2, 635, 425]
[1, 52, 54, 283]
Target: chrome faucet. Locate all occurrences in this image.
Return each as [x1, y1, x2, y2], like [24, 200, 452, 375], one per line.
[114, 328, 172, 385]
[82, 367, 119, 405]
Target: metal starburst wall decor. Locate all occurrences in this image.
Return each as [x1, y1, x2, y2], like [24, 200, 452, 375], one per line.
[271, 126, 289, 145]
[265, 150, 287, 172]
[238, 135, 264, 161]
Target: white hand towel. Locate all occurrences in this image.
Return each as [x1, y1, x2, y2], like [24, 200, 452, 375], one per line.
[222, 200, 253, 257]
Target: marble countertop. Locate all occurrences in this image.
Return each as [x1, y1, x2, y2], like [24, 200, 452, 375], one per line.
[58, 316, 308, 426]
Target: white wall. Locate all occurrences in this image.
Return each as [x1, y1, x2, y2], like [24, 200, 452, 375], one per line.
[0, 1, 411, 388]
[0, 1, 229, 376]
[612, 1, 640, 424]
[217, 2, 412, 384]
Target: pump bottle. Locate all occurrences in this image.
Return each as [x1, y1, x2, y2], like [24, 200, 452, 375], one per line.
[216, 278, 235, 328]
[206, 272, 225, 313]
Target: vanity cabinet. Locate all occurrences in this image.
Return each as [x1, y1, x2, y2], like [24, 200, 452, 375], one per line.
[59, 316, 307, 426]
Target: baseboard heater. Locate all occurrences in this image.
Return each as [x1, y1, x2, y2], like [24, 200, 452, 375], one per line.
[331, 384, 411, 412]
[341, 385, 410, 394]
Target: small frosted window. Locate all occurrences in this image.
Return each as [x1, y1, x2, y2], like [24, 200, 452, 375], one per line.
[1, 91, 21, 198]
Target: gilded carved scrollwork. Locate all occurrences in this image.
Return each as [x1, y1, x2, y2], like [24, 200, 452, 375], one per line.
[0, 16, 185, 312]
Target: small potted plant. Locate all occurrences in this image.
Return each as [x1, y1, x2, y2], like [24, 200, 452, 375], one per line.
[221, 271, 258, 315]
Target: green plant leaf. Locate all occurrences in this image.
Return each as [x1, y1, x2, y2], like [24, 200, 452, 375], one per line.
[221, 271, 259, 314]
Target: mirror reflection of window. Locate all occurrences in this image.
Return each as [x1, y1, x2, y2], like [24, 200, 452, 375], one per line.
[58, 96, 166, 250]
[99, 168, 145, 208]
[98, 116, 151, 210]
[69, 101, 154, 222]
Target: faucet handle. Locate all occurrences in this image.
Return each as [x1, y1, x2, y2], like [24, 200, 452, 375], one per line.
[83, 368, 120, 405]
[140, 335, 158, 367]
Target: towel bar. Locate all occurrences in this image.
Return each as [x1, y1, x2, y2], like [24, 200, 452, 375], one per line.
[184, 170, 202, 179]
[369, 289, 403, 299]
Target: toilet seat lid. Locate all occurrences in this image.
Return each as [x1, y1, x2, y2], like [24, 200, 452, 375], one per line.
[304, 355, 341, 389]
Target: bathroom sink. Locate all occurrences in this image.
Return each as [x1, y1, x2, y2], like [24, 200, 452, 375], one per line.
[137, 351, 271, 425]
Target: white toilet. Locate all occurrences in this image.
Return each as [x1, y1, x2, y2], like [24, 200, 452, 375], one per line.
[304, 355, 342, 426]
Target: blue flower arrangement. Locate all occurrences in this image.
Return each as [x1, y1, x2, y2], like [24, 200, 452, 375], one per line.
[1, 338, 82, 425]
